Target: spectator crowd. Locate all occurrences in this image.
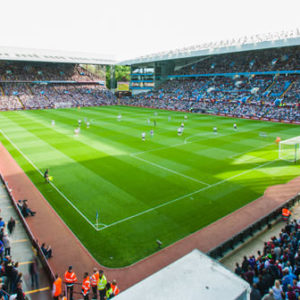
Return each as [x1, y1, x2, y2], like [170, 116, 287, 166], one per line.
[234, 219, 300, 300]
[122, 73, 299, 122]
[0, 209, 28, 300]
[0, 62, 116, 111]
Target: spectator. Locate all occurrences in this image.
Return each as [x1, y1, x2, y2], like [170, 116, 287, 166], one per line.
[2, 234, 10, 256]
[7, 217, 16, 235]
[21, 200, 36, 217]
[41, 243, 52, 259]
[262, 289, 275, 300]
[272, 280, 283, 300]
[29, 256, 39, 289]
[0, 218, 5, 229]
[250, 282, 262, 300]
[15, 282, 25, 300]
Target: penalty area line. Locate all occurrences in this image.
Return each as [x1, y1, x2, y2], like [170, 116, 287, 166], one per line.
[130, 153, 210, 186]
[98, 158, 277, 231]
[0, 129, 98, 231]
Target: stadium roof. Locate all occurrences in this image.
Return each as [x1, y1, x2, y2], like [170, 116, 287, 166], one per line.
[0, 46, 116, 65]
[116, 249, 251, 300]
[119, 28, 300, 65]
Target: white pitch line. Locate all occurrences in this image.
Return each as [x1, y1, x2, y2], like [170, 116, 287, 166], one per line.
[131, 154, 210, 186]
[0, 129, 99, 230]
[98, 159, 276, 231]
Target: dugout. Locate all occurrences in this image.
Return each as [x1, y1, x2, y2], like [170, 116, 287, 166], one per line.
[115, 249, 250, 300]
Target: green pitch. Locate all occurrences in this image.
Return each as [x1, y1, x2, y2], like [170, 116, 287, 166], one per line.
[0, 106, 299, 267]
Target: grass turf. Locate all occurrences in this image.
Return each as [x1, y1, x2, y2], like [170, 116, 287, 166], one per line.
[0, 106, 299, 267]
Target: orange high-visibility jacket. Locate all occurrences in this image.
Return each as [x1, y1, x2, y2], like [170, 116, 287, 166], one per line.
[282, 208, 291, 217]
[111, 284, 120, 296]
[52, 277, 62, 297]
[82, 277, 91, 296]
[64, 271, 77, 285]
[90, 271, 99, 287]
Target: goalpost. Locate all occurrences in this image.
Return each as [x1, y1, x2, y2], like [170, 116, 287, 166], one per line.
[279, 136, 300, 163]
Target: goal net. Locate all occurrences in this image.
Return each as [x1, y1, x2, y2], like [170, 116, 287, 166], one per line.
[279, 137, 300, 163]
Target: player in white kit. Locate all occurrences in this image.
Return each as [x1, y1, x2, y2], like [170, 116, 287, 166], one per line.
[178, 127, 183, 136]
[142, 132, 146, 141]
[74, 127, 80, 136]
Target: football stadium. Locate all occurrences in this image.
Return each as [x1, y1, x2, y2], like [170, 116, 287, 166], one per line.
[0, 3, 300, 300]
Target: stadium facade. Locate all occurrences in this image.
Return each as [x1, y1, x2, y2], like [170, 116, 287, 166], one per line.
[118, 29, 300, 95]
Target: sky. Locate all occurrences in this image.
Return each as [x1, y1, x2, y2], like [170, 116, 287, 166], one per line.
[1, 0, 299, 61]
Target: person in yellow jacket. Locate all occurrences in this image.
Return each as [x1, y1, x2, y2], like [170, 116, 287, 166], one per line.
[97, 270, 107, 300]
[105, 282, 113, 299]
[52, 274, 62, 300]
[81, 272, 90, 300]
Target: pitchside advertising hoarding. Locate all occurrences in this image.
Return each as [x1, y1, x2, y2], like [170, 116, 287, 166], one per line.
[117, 82, 130, 91]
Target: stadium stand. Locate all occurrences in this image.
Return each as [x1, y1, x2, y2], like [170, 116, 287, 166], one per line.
[121, 46, 300, 123]
[0, 62, 117, 111]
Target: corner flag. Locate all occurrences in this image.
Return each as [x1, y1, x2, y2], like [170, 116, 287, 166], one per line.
[96, 211, 99, 226]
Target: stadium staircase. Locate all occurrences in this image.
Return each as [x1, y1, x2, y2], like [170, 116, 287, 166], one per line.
[280, 80, 295, 99]
[43, 94, 49, 101]
[16, 95, 25, 109]
[26, 84, 34, 95]
[0, 84, 5, 96]
[265, 80, 276, 92]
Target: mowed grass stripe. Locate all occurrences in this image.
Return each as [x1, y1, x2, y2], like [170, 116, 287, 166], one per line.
[0, 107, 299, 267]
[0, 112, 202, 222]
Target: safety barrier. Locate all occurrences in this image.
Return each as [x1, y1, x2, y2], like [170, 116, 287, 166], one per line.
[208, 194, 300, 259]
[0, 174, 55, 284]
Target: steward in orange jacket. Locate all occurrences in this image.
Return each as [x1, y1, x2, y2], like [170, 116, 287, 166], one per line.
[111, 280, 120, 296]
[90, 268, 99, 299]
[282, 207, 291, 221]
[64, 266, 77, 300]
[52, 274, 62, 300]
[81, 272, 90, 300]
